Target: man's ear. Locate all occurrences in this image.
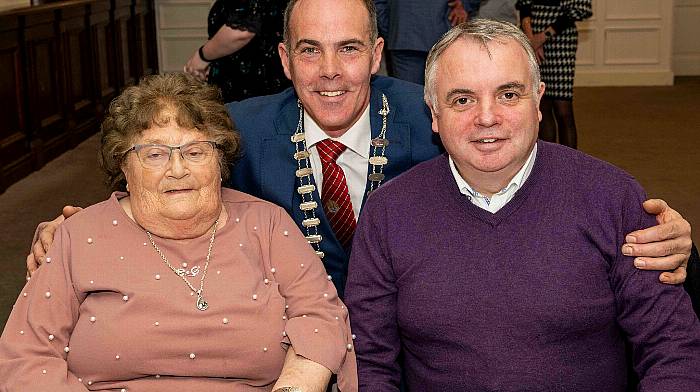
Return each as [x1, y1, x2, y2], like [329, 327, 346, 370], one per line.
[370, 37, 385, 75]
[536, 82, 545, 122]
[278, 42, 292, 80]
[425, 97, 440, 134]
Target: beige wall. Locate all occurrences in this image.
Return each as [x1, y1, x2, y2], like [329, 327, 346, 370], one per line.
[574, 0, 675, 86]
[155, 0, 210, 73]
[673, 0, 700, 75]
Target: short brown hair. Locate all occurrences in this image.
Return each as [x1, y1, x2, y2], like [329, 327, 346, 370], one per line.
[282, 0, 378, 48]
[99, 73, 240, 192]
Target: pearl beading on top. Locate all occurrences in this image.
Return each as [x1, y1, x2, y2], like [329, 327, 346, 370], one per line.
[16, 212, 354, 384]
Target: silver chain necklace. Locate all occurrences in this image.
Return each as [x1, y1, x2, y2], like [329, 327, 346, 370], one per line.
[146, 218, 219, 311]
[290, 94, 391, 259]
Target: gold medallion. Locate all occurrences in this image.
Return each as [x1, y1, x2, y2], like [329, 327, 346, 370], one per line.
[302, 218, 321, 227]
[300, 201, 318, 211]
[297, 184, 316, 194]
[306, 234, 322, 243]
[369, 156, 389, 165]
[368, 173, 385, 182]
[294, 151, 310, 160]
[371, 138, 389, 147]
[295, 167, 313, 177]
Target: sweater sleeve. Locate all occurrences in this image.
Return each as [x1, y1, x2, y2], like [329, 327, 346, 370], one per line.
[0, 225, 88, 391]
[345, 197, 401, 392]
[265, 207, 357, 391]
[609, 179, 700, 390]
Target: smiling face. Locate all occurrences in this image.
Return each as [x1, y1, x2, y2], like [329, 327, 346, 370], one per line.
[278, 0, 383, 138]
[121, 120, 223, 231]
[429, 37, 544, 195]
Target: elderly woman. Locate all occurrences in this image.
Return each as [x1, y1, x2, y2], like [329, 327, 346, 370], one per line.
[0, 73, 357, 391]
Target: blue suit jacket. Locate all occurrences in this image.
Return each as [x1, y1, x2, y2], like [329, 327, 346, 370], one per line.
[226, 76, 443, 296]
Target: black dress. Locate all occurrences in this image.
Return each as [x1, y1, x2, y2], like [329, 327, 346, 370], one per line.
[207, 0, 291, 103]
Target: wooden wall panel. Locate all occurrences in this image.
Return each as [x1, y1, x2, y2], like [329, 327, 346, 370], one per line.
[62, 3, 99, 143]
[114, 0, 136, 86]
[24, 12, 68, 168]
[0, 0, 158, 193]
[135, 0, 157, 77]
[91, 1, 118, 110]
[0, 15, 32, 190]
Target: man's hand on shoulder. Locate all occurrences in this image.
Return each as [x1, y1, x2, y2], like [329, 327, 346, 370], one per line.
[622, 199, 692, 284]
[26, 206, 82, 276]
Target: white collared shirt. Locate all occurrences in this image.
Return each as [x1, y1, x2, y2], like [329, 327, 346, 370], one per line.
[449, 144, 538, 214]
[305, 106, 371, 221]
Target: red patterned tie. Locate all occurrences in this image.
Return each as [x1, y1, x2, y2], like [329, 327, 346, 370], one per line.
[316, 139, 357, 248]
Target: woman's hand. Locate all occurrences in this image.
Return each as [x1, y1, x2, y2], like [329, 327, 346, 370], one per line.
[184, 48, 210, 82]
[535, 46, 545, 64]
[272, 346, 332, 392]
[530, 31, 547, 50]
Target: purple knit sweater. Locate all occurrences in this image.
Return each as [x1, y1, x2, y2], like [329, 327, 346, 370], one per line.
[345, 141, 700, 391]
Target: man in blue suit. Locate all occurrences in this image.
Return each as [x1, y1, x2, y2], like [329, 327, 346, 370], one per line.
[227, 0, 442, 297]
[26, 0, 697, 303]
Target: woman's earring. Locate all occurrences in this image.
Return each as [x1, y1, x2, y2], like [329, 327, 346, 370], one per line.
[126, 183, 130, 192]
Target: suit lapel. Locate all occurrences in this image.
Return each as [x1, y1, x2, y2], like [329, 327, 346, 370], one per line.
[260, 97, 299, 213]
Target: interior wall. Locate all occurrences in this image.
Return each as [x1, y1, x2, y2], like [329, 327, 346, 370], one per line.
[673, 0, 700, 75]
[574, 0, 675, 86]
[155, 0, 209, 73]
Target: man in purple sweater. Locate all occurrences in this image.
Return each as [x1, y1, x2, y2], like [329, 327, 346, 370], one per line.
[345, 20, 700, 391]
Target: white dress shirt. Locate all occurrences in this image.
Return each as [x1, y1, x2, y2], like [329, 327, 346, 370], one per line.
[449, 144, 538, 214]
[305, 106, 371, 221]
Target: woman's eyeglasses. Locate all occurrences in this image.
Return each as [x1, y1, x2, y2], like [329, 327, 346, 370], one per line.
[126, 141, 218, 169]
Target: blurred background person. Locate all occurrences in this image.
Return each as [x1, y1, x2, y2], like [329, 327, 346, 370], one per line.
[517, 0, 592, 149]
[375, 0, 478, 85]
[184, 0, 291, 102]
[473, 0, 518, 24]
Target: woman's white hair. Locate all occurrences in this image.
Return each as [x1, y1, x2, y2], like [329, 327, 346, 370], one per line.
[424, 19, 541, 114]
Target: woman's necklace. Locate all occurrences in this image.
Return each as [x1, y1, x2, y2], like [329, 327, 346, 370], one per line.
[290, 94, 391, 259]
[146, 219, 219, 311]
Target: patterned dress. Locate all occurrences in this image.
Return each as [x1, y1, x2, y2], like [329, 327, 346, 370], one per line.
[207, 0, 291, 103]
[517, 0, 592, 100]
